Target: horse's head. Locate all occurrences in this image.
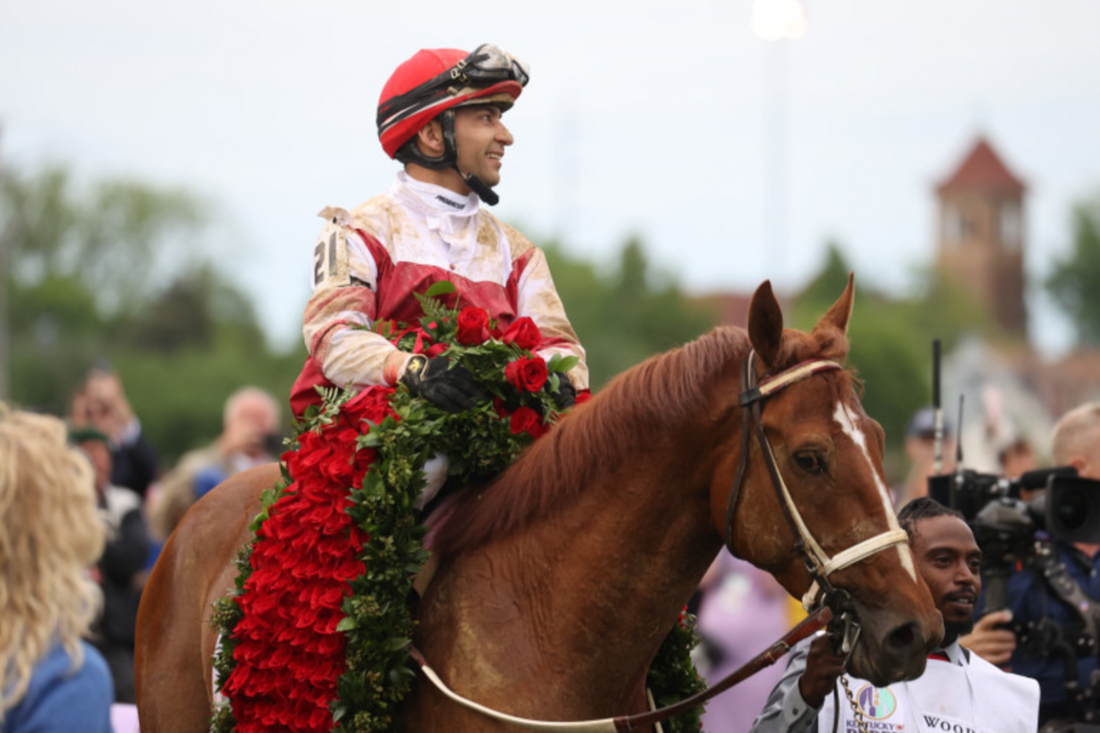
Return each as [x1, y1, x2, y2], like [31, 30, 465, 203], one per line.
[714, 275, 942, 686]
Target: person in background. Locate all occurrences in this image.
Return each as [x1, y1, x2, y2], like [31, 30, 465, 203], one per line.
[967, 402, 1100, 725]
[998, 435, 1039, 482]
[694, 551, 791, 733]
[72, 426, 150, 705]
[749, 497, 1039, 733]
[0, 402, 114, 732]
[149, 386, 282, 543]
[892, 407, 955, 508]
[70, 367, 159, 498]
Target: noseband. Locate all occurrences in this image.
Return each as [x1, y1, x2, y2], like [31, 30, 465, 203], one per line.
[723, 351, 908, 612]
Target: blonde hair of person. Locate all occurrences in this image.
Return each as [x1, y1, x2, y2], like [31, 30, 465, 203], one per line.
[0, 402, 105, 721]
[1051, 402, 1100, 467]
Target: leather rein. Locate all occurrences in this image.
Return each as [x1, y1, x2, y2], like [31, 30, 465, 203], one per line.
[410, 351, 908, 731]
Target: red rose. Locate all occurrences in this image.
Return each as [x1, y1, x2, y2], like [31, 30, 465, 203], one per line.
[575, 389, 593, 405]
[509, 406, 546, 438]
[456, 307, 491, 345]
[501, 317, 542, 351]
[343, 386, 396, 428]
[504, 357, 548, 393]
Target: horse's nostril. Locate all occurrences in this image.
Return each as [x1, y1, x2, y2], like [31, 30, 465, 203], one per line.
[886, 622, 918, 653]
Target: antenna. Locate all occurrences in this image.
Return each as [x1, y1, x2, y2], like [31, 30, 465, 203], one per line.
[956, 393, 966, 468]
[933, 339, 944, 474]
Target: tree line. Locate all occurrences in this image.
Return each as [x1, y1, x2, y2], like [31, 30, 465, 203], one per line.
[3, 162, 1098, 475]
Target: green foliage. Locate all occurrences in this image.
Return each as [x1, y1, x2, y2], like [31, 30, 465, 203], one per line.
[1, 165, 208, 313]
[1046, 194, 1100, 346]
[1, 162, 302, 463]
[789, 242, 993, 467]
[648, 611, 708, 733]
[543, 236, 718, 389]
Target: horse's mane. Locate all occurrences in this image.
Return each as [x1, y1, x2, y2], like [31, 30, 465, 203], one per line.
[428, 319, 852, 556]
[427, 326, 741, 555]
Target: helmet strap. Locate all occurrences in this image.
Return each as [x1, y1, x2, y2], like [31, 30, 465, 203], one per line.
[395, 110, 458, 171]
[457, 169, 499, 206]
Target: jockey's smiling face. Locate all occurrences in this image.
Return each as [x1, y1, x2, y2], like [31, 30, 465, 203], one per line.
[453, 104, 514, 190]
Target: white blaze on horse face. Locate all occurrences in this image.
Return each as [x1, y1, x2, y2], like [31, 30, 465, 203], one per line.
[832, 401, 918, 581]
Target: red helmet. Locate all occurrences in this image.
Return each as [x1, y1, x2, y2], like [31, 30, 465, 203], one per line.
[376, 44, 528, 160]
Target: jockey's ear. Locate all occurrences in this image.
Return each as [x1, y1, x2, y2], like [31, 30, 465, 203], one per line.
[415, 119, 446, 157]
[748, 280, 783, 371]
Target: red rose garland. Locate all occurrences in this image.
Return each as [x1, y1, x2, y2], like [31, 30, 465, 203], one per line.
[210, 299, 702, 733]
[223, 389, 394, 732]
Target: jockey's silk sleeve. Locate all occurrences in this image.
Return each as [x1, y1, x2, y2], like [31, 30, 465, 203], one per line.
[303, 220, 411, 388]
[513, 244, 589, 389]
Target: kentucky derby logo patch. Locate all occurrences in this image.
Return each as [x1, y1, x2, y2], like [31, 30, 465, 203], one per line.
[856, 684, 899, 720]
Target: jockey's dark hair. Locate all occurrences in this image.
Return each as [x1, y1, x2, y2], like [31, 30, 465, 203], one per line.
[896, 496, 966, 541]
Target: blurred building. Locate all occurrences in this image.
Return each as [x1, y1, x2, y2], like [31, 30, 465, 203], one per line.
[935, 136, 1028, 337]
[933, 136, 1100, 470]
[696, 132, 1100, 473]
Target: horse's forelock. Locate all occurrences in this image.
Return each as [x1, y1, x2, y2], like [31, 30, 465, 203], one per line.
[776, 322, 850, 370]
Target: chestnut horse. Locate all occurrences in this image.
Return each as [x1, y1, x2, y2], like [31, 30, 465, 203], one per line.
[135, 278, 942, 732]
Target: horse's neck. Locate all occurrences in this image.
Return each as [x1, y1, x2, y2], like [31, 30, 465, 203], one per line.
[418, 449, 722, 720]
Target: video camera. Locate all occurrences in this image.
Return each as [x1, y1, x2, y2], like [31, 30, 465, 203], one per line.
[929, 467, 1100, 609]
[930, 467, 1100, 732]
[929, 466, 1100, 545]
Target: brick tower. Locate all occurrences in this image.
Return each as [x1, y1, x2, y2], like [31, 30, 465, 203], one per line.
[935, 136, 1028, 336]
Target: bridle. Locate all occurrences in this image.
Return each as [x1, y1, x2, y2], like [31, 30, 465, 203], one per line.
[410, 350, 911, 731]
[724, 351, 909, 617]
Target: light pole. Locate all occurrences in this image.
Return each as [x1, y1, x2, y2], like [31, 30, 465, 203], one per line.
[752, 0, 807, 285]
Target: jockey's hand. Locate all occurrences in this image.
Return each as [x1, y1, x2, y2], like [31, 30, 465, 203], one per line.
[551, 373, 576, 410]
[402, 355, 486, 412]
[799, 633, 847, 709]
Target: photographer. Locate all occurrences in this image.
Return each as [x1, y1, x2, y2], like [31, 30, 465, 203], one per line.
[982, 402, 1100, 726]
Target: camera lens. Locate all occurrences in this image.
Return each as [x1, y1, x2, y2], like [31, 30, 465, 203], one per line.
[1055, 487, 1088, 531]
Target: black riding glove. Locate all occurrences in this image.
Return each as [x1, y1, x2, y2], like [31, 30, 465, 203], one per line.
[550, 373, 577, 410]
[401, 355, 486, 413]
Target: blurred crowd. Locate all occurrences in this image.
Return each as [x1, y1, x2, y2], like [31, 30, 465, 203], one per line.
[1, 367, 283, 731]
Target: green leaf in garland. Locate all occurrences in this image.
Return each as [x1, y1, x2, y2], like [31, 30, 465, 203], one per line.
[547, 353, 580, 374]
[423, 280, 456, 298]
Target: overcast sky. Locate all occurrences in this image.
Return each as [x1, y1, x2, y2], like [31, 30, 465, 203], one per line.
[3, 0, 1099, 353]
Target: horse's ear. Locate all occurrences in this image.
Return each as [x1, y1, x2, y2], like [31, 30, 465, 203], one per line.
[748, 280, 784, 369]
[817, 273, 855, 336]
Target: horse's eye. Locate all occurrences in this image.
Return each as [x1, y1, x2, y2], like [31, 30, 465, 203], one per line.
[794, 451, 826, 475]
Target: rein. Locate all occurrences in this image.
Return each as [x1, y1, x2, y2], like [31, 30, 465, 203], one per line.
[409, 606, 834, 732]
[723, 352, 908, 612]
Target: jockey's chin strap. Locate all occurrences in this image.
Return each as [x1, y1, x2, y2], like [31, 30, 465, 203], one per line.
[723, 351, 909, 613]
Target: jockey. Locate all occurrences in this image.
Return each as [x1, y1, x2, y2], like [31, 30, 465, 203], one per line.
[289, 44, 588, 420]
